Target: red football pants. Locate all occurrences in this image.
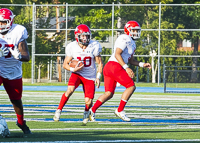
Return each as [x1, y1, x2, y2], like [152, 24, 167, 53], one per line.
[103, 61, 134, 94]
[0, 76, 22, 100]
[68, 73, 95, 99]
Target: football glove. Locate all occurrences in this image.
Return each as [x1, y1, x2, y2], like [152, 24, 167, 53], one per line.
[9, 46, 22, 60]
[0, 45, 9, 57]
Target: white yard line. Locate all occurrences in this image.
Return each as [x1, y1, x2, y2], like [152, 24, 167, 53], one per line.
[9, 125, 200, 131]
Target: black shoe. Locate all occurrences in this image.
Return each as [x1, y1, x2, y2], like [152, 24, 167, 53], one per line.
[16, 120, 32, 134]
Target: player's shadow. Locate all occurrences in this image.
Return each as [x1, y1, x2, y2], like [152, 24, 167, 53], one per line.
[3, 129, 200, 142]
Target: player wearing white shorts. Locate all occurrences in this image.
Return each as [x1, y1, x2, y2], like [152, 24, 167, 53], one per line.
[53, 24, 103, 125]
[0, 8, 31, 134]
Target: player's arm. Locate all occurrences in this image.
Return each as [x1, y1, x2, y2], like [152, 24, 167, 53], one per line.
[115, 48, 134, 78]
[95, 55, 103, 88]
[128, 56, 151, 69]
[63, 56, 83, 72]
[18, 40, 30, 62]
[63, 56, 73, 72]
[9, 39, 30, 62]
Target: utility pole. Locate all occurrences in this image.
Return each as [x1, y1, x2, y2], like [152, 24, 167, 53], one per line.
[55, 0, 62, 82]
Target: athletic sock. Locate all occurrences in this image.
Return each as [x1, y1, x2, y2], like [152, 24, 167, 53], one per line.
[16, 114, 24, 125]
[91, 100, 102, 113]
[85, 104, 90, 111]
[118, 99, 127, 112]
[57, 93, 69, 110]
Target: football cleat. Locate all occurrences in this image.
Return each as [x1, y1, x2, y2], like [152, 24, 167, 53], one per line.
[53, 109, 61, 122]
[114, 109, 131, 122]
[0, 115, 10, 137]
[89, 109, 96, 122]
[16, 120, 32, 134]
[82, 111, 90, 125]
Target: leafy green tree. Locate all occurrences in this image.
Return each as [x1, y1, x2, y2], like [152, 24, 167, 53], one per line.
[163, 0, 200, 82]
[5, 0, 199, 83]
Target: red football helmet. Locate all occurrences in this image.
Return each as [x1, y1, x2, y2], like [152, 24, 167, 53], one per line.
[74, 24, 92, 46]
[0, 8, 15, 33]
[124, 21, 141, 39]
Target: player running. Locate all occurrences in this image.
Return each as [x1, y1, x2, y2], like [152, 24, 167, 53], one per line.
[53, 24, 103, 124]
[0, 8, 31, 134]
[89, 21, 151, 122]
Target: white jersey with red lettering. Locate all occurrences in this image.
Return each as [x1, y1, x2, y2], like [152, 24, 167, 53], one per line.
[65, 40, 102, 80]
[0, 24, 28, 80]
[109, 34, 136, 64]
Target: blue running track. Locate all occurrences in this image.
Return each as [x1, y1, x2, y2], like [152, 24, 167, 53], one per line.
[0, 86, 200, 93]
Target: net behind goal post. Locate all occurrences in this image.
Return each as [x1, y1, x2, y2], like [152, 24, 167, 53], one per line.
[164, 65, 200, 93]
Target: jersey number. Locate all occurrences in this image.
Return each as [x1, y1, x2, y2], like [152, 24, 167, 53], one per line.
[0, 44, 14, 58]
[77, 57, 92, 67]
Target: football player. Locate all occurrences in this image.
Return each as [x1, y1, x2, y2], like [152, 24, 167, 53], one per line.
[53, 24, 103, 125]
[0, 8, 31, 134]
[89, 21, 151, 122]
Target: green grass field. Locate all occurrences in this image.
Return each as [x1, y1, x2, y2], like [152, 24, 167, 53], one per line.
[1, 90, 200, 142]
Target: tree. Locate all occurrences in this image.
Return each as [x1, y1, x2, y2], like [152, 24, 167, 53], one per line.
[7, 0, 199, 83]
[163, 0, 200, 82]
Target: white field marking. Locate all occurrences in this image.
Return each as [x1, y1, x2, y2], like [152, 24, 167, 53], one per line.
[2, 113, 200, 120]
[127, 115, 200, 119]
[8, 109, 200, 116]
[131, 98, 200, 102]
[2, 105, 199, 112]
[25, 99, 200, 104]
[2, 109, 200, 116]
[128, 103, 200, 106]
[125, 108, 200, 113]
[2, 139, 200, 143]
[134, 96, 200, 99]
[17, 92, 199, 101]
[9, 125, 200, 131]
[133, 97, 200, 100]
[4, 112, 200, 116]
[0, 99, 10, 101]
[2, 107, 200, 116]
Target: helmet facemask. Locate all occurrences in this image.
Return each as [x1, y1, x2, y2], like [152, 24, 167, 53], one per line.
[0, 13, 15, 34]
[77, 32, 91, 46]
[128, 27, 141, 40]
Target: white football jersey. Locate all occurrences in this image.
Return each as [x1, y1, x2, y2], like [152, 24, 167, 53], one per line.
[65, 40, 102, 80]
[0, 24, 28, 80]
[109, 34, 136, 64]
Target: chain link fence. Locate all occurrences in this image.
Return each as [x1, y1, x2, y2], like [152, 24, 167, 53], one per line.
[0, 3, 200, 83]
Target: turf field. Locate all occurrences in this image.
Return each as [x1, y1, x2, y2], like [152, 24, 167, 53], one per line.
[0, 90, 200, 143]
